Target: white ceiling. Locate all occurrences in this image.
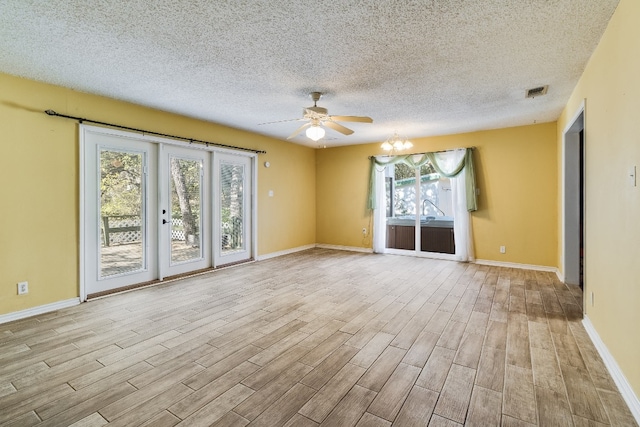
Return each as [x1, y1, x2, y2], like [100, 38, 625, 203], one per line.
[0, 0, 619, 148]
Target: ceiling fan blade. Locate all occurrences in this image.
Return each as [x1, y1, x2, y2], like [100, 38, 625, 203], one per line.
[258, 118, 305, 126]
[329, 115, 373, 123]
[324, 121, 354, 135]
[287, 122, 311, 139]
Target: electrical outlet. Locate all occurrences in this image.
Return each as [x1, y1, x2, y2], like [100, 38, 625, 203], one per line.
[17, 281, 28, 295]
[362, 227, 367, 236]
[499, 246, 506, 254]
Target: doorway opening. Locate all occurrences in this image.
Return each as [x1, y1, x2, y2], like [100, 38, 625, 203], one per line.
[384, 162, 455, 255]
[563, 106, 585, 291]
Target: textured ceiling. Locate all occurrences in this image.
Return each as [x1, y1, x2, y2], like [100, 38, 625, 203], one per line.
[0, 1, 619, 147]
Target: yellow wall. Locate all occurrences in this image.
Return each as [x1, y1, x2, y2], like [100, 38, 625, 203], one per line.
[0, 69, 558, 318]
[557, 0, 640, 397]
[2, 2, 636, 401]
[0, 73, 316, 316]
[316, 122, 558, 267]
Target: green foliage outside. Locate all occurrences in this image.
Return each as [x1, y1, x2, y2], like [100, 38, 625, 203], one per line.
[100, 150, 243, 249]
[220, 164, 243, 248]
[100, 150, 142, 217]
[171, 158, 201, 223]
[393, 162, 436, 181]
[100, 151, 202, 222]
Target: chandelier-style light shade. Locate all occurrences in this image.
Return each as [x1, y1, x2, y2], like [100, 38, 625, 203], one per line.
[381, 132, 413, 152]
[306, 125, 325, 141]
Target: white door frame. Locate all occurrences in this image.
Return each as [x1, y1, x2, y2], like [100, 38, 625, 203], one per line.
[375, 158, 461, 262]
[561, 100, 586, 303]
[80, 126, 159, 300]
[212, 152, 255, 266]
[160, 144, 211, 278]
[80, 125, 258, 301]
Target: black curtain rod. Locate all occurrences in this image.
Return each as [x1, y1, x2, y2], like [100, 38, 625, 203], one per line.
[44, 110, 267, 154]
[368, 146, 475, 159]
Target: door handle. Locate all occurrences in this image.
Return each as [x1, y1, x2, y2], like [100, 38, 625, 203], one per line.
[162, 219, 168, 225]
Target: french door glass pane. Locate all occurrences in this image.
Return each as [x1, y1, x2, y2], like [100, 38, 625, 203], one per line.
[385, 161, 455, 254]
[220, 162, 244, 254]
[393, 163, 417, 218]
[420, 162, 451, 218]
[170, 157, 202, 264]
[99, 149, 145, 277]
[419, 169, 454, 254]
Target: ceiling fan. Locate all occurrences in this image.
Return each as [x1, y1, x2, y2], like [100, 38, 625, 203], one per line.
[259, 92, 373, 141]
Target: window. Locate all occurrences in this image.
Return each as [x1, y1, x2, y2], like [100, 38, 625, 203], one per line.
[384, 160, 455, 254]
[371, 148, 475, 262]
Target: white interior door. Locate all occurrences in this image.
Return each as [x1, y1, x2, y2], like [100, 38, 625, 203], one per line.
[160, 145, 210, 277]
[82, 127, 157, 298]
[213, 153, 253, 266]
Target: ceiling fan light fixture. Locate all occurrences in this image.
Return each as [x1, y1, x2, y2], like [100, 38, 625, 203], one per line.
[306, 125, 325, 141]
[268, 92, 372, 140]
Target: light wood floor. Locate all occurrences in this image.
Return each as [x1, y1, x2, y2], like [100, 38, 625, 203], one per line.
[0, 249, 636, 426]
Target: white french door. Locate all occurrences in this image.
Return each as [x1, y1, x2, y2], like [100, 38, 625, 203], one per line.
[213, 153, 253, 266]
[372, 150, 473, 262]
[82, 128, 158, 297]
[160, 145, 211, 278]
[81, 126, 255, 299]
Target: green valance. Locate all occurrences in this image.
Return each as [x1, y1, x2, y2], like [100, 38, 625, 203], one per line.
[368, 148, 477, 212]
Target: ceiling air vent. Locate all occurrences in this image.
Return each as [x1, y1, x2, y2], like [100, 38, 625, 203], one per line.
[526, 85, 548, 98]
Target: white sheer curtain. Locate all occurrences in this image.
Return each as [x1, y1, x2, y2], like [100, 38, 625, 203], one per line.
[451, 174, 475, 261]
[372, 162, 387, 253]
[434, 149, 475, 262]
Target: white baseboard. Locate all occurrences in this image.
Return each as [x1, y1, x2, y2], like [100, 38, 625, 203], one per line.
[256, 244, 316, 261]
[315, 244, 373, 253]
[582, 315, 640, 424]
[0, 298, 81, 325]
[555, 269, 565, 283]
[474, 259, 558, 273]
[257, 243, 374, 261]
[262, 248, 557, 266]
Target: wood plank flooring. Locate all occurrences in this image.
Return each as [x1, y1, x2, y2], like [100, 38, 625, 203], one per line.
[0, 248, 637, 426]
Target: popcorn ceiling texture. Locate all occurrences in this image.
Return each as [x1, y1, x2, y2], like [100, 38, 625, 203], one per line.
[0, 0, 619, 147]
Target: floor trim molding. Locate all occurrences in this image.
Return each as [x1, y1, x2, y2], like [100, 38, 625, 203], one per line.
[474, 259, 558, 274]
[315, 244, 373, 253]
[256, 244, 316, 261]
[583, 315, 640, 424]
[0, 298, 81, 325]
[258, 244, 374, 261]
